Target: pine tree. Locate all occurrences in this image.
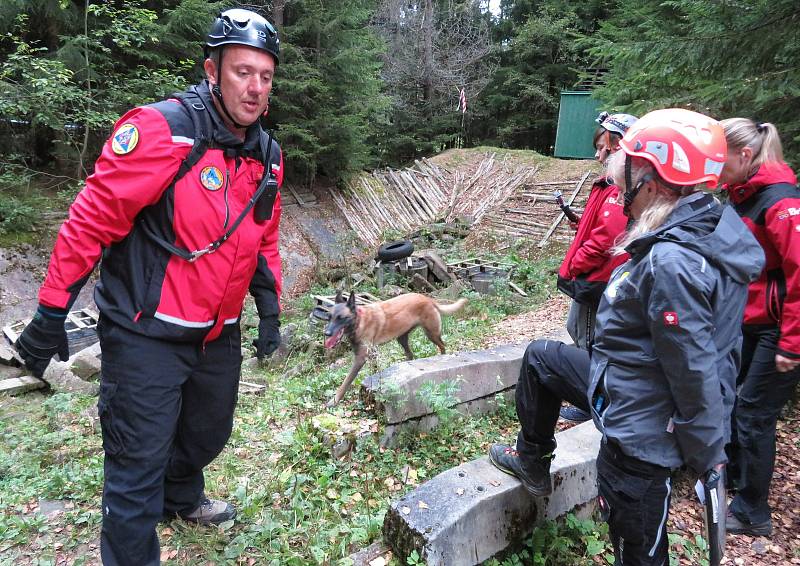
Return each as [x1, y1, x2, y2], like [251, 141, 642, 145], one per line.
[587, 0, 800, 164]
[267, 0, 388, 185]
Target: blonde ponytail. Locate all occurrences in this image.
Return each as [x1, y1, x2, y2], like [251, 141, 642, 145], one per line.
[720, 117, 784, 168]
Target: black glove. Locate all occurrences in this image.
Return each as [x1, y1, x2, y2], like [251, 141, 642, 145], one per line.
[252, 315, 280, 360]
[15, 306, 70, 378]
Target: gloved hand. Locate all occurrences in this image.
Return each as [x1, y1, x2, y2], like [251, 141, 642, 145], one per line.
[15, 306, 70, 378]
[252, 315, 280, 360]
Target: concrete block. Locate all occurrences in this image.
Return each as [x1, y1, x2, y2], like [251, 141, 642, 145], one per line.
[362, 342, 528, 425]
[69, 342, 102, 380]
[0, 364, 24, 380]
[383, 421, 601, 566]
[361, 329, 571, 443]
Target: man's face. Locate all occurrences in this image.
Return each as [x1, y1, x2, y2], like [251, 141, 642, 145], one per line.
[594, 132, 619, 164]
[205, 44, 275, 131]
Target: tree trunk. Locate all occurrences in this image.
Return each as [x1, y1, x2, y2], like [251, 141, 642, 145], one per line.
[272, 0, 285, 27]
[422, 0, 435, 113]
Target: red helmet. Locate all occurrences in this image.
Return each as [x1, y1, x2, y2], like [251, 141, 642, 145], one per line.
[619, 108, 727, 188]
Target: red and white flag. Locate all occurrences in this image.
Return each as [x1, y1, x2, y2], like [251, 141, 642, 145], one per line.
[457, 88, 467, 113]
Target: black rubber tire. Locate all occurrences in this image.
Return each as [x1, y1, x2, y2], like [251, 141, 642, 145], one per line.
[377, 240, 414, 262]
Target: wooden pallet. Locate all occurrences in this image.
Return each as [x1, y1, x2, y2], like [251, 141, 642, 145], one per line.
[3, 308, 100, 353]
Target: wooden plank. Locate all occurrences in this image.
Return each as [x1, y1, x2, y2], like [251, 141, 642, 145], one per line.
[0, 375, 47, 395]
[508, 281, 529, 297]
[239, 381, 266, 395]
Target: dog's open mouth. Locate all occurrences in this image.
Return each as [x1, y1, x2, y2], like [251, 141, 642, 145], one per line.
[324, 328, 344, 349]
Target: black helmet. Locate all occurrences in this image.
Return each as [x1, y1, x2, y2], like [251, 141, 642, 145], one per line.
[206, 8, 279, 64]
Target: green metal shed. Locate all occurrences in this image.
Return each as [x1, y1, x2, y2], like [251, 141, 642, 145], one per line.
[554, 91, 601, 159]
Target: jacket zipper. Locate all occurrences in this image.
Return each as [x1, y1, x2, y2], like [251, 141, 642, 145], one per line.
[222, 169, 231, 229]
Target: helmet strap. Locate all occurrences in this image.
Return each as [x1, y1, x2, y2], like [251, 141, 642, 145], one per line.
[622, 154, 654, 218]
[210, 48, 251, 131]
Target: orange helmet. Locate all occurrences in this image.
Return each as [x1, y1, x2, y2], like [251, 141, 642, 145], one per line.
[619, 108, 727, 188]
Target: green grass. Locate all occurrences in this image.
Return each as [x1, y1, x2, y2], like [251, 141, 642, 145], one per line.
[0, 251, 587, 565]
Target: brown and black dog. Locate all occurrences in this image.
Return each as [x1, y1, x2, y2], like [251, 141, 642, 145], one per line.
[323, 291, 467, 406]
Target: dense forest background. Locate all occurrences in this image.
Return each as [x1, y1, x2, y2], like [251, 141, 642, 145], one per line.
[0, 0, 798, 193]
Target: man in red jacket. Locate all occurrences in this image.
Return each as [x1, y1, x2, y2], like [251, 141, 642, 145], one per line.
[556, 112, 635, 422]
[14, 9, 283, 566]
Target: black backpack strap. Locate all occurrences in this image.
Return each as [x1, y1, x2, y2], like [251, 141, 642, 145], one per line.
[171, 87, 214, 185]
[138, 87, 279, 262]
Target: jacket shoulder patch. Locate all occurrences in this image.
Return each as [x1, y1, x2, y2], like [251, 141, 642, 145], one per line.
[111, 123, 139, 155]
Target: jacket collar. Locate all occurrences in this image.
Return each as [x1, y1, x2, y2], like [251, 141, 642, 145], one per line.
[195, 81, 262, 152]
[725, 162, 797, 204]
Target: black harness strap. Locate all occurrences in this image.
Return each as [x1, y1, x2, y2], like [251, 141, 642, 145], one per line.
[139, 88, 277, 262]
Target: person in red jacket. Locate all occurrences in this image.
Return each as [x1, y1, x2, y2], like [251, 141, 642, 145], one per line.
[720, 118, 800, 537]
[14, 9, 284, 566]
[556, 112, 635, 422]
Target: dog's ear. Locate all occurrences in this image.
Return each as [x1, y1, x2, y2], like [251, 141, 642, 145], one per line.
[347, 290, 356, 310]
[335, 289, 344, 304]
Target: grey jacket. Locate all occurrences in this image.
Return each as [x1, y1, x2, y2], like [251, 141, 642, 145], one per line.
[589, 192, 765, 475]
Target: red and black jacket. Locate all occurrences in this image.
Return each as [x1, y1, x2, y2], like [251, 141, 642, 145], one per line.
[557, 177, 629, 307]
[726, 162, 800, 358]
[39, 81, 283, 343]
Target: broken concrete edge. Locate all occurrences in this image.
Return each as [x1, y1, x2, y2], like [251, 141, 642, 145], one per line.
[361, 329, 571, 426]
[0, 374, 48, 395]
[378, 388, 514, 448]
[380, 421, 602, 566]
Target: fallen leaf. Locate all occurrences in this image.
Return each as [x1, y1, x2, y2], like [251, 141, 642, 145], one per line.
[326, 488, 338, 500]
[418, 500, 429, 510]
[489, 479, 501, 487]
[351, 492, 363, 502]
[217, 520, 235, 531]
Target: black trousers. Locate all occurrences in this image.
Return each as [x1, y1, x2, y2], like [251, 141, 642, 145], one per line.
[516, 339, 671, 566]
[728, 325, 800, 524]
[96, 317, 242, 566]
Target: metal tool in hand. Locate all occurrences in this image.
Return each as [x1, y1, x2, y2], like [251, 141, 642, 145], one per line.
[553, 190, 580, 223]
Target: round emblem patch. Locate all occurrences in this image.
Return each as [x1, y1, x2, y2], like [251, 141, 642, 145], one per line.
[200, 166, 225, 191]
[111, 123, 139, 155]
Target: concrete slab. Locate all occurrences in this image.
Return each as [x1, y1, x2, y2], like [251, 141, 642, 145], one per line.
[362, 342, 526, 424]
[383, 421, 601, 566]
[361, 329, 571, 444]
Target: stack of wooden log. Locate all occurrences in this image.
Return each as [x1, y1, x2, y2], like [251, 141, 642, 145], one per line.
[330, 159, 449, 244]
[444, 153, 538, 225]
[482, 171, 594, 247]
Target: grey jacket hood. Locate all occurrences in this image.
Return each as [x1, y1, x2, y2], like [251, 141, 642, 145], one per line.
[627, 192, 763, 286]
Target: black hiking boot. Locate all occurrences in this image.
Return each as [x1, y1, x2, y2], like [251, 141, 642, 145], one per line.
[489, 440, 555, 497]
[726, 512, 772, 537]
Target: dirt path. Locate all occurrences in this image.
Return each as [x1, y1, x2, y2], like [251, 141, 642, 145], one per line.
[483, 294, 800, 564]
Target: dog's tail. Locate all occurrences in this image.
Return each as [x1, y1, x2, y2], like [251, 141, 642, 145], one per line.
[435, 298, 467, 315]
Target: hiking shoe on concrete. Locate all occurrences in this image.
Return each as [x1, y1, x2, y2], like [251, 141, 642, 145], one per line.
[180, 497, 237, 525]
[489, 443, 552, 497]
[726, 512, 772, 537]
[559, 405, 591, 422]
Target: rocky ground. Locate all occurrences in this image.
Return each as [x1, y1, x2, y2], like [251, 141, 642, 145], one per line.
[485, 294, 800, 565]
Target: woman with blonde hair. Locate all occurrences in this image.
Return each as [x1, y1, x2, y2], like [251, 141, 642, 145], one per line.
[490, 109, 764, 565]
[720, 118, 800, 537]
